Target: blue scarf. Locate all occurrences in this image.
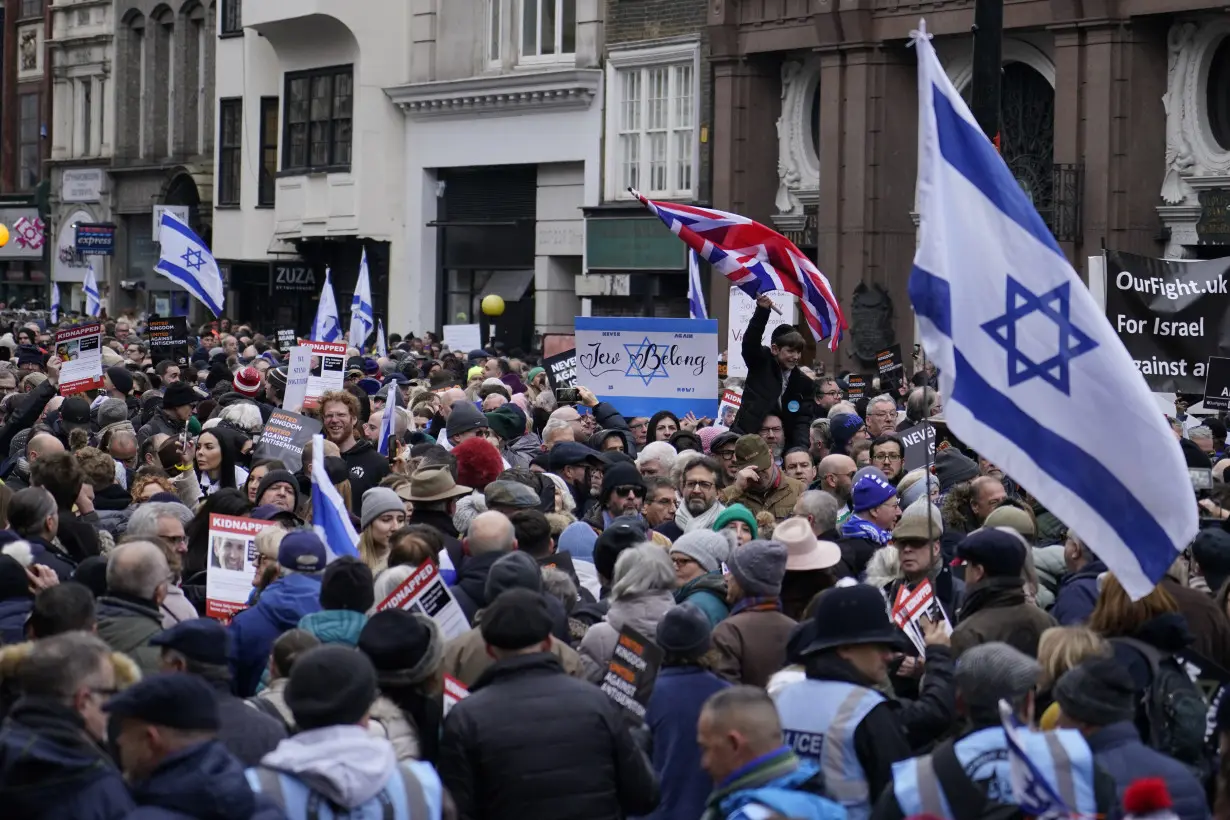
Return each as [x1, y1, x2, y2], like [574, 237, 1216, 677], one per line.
[840, 513, 892, 546]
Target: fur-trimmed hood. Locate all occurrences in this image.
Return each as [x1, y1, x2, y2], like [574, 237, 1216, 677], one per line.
[863, 545, 900, 591]
[0, 640, 142, 690]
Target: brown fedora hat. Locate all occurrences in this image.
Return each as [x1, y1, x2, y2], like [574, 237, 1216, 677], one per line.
[407, 466, 473, 503]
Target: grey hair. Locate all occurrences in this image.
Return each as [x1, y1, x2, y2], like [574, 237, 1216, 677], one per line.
[371, 565, 415, 612]
[8, 487, 58, 539]
[906, 387, 939, 422]
[827, 401, 858, 420]
[219, 403, 263, 434]
[637, 441, 677, 471]
[670, 451, 705, 488]
[127, 502, 194, 538]
[809, 417, 830, 443]
[868, 394, 896, 411]
[541, 566, 578, 615]
[794, 490, 839, 535]
[18, 631, 113, 699]
[106, 540, 171, 600]
[1190, 425, 1213, 441]
[542, 418, 571, 439]
[611, 542, 675, 599]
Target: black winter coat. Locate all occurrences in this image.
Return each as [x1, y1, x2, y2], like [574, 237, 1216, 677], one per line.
[206, 680, 286, 768]
[439, 653, 660, 820]
[731, 304, 815, 452]
[137, 411, 185, 447]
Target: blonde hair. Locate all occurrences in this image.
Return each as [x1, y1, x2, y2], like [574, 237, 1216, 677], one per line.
[255, 525, 288, 561]
[1089, 574, 1179, 638]
[1036, 626, 1111, 689]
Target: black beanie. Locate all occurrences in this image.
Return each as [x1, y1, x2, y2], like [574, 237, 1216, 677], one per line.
[256, 469, 301, 510]
[285, 645, 377, 730]
[480, 587, 553, 650]
[599, 461, 645, 503]
[106, 366, 134, 396]
[319, 556, 375, 613]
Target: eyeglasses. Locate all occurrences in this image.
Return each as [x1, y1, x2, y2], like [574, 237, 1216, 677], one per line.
[684, 480, 716, 491]
[614, 485, 646, 498]
[650, 496, 677, 507]
[671, 556, 697, 569]
[820, 390, 841, 397]
[629, 421, 648, 430]
[715, 450, 736, 461]
[868, 411, 896, 419]
[760, 426, 783, 435]
[873, 453, 903, 464]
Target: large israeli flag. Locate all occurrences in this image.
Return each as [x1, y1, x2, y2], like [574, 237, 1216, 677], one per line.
[349, 248, 374, 349]
[155, 210, 225, 316]
[311, 268, 343, 343]
[910, 22, 1195, 600]
[50, 283, 60, 324]
[83, 268, 101, 318]
[310, 433, 359, 559]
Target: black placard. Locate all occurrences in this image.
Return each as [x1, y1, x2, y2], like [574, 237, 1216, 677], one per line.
[599, 626, 664, 721]
[544, 349, 578, 390]
[876, 344, 903, 378]
[1204, 356, 1230, 411]
[846, 374, 867, 401]
[899, 422, 938, 472]
[147, 317, 189, 367]
[275, 328, 297, 350]
[251, 409, 322, 473]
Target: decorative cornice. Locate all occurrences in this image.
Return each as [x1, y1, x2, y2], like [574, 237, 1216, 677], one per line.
[385, 68, 602, 119]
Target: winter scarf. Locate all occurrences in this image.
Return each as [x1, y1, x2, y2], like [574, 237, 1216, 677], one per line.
[675, 501, 726, 533]
[840, 513, 892, 546]
[730, 596, 783, 616]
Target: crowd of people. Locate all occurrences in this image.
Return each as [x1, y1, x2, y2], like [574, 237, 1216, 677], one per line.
[0, 299, 1225, 820]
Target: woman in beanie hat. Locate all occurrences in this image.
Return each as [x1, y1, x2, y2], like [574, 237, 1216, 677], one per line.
[711, 538, 795, 687]
[642, 604, 731, 820]
[359, 609, 445, 763]
[579, 544, 676, 682]
[669, 530, 733, 627]
[357, 488, 407, 574]
[713, 503, 758, 545]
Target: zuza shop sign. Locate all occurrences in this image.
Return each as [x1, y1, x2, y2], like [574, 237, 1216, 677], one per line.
[273, 264, 316, 292]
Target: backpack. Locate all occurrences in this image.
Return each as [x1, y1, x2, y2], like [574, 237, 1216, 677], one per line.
[1112, 637, 1209, 768]
[931, 740, 1024, 820]
[246, 695, 294, 735]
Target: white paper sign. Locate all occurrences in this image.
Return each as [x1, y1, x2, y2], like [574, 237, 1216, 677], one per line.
[283, 345, 311, 413]
[377, 561, 470, 640]
[443, 675, 469, 717]
[574, 316, 719, 419]
[303, 341, 346, 410]
[205, 514, 267, 622]
[726, 288, 796, 378]
[55, 323, 103, 395]
[443, 324, 482, 354]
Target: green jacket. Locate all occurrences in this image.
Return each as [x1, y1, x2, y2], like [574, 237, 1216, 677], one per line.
[95, 595, 165, 677]
[677, 572, 730, 627]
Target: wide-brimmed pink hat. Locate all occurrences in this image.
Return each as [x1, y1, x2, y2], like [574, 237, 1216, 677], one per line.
[774, 517, 841, 572]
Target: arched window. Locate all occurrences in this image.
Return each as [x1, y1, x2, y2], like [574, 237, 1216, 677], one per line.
[150, 5, 174, 158]
[118, 10, 146, 159]
[180, 3, 206, 155]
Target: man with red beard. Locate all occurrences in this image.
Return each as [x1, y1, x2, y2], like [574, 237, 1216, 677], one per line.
[319, 390, 389, 501]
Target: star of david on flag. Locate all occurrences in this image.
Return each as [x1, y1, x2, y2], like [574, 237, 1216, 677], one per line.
[908, 19, 1195, 600]
[155, 210, 225, 316]
[624, 338, 668, 386]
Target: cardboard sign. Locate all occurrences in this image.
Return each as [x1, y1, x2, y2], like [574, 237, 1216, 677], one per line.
[252, 409, 322, 473]
[717, 387, 743, 428]
[574, 316, 719, 419]
[55, 322, 103, 395]
[599, 626, 664, 721]
[443, 323, 481, 354]
[443, 675, 469, 718]
[275, 328, 297, 349]
[147, 317, 189, 367]
[303, 341, 346, 409]
[899, 422, 938, 472]
[846, 374, 867, 401]
[726, 287, 795, 378]
[205, 514, 268, 621]
[889, 579, 952, 656]
[876, 345, 904, 378]
[377, 561, 469, 640]
[1204, 356, 1230, 411]
[543, 349, 578, 390]
[283, 346, 311, 413]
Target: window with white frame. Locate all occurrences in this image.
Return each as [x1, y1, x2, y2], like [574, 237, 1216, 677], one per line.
[488, 0, 501, 63]
[519, 0, 575, 63]
[611, 59, 696, 199]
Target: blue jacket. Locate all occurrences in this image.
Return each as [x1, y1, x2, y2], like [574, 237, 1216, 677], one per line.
[637, 667, 730, 820]
[126, 740, 284, 820]
[1085, 721, 1209, 820]
[1051, 561, 1107, 625]
[0, 696, 135, 820]
[714, 757, 847, 820]
[297, 609, 366, 647]
[229, 573, 322, 697]
[0, 597, 32, 645]
[675, 574, 729, 628]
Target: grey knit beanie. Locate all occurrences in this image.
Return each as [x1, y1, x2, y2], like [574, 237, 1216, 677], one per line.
[1053, 657, 1136, 727]
[360, 487, 405, 530]
[728, 539, 788, 598]
[484, 551, 543, 601]
[669, 530, 732, 573]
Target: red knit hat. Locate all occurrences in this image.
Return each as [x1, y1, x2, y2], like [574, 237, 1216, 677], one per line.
[234, 366, 262, 398]
[452, 437, 504, 491]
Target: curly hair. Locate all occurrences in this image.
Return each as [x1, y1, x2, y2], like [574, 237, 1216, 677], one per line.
[131, 474, 175, 501]
[75, 447, 117, 489]
[452, 436, 504, 491]
[319, 390, 360, 422]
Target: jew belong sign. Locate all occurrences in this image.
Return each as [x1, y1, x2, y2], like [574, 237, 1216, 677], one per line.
[574, 317, 719, 418]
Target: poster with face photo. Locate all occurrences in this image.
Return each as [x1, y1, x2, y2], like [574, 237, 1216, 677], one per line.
[56, 322, 103, 395]
[303, 341, 347, 409]
[205, 514, 269, 622]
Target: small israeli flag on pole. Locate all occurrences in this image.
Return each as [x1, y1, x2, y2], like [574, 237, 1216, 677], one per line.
[50, 283, 60, 324]
[311, 269, 343, 343]
[154, 210, 225, 316]
[310, 433, 360, 559]
[378, 379, 397, 457]
[349, 248, 374, 349]
[83, 268, 101, 318]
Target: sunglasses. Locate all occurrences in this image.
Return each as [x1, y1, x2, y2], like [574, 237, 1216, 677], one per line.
[614, 485, 646, 499]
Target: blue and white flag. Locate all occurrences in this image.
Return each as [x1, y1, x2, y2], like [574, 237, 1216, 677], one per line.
[378, 379, 397, 457]
[83, 268, 101, 318]
[376, 318, 388, 358]
[688, 250, 708, 320]
[154, 210, 225, 317]
[349, 249, 374, 349]
[909, 21, 1195, 600]
[311, 268, 343, 343]
[50, 283, 60, 324]
[999, 702, 1071, 820]
[310, 433, 359, 559]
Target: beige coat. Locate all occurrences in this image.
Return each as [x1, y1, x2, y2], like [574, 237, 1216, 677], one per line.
[442, 627, 585, 688]
[367, 695, 421, 761]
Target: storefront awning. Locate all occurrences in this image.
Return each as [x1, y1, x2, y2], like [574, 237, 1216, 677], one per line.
[479, 269, 534, 303]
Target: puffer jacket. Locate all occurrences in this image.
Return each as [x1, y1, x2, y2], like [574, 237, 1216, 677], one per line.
[125, 738, 284, 819]
[136, 410, 184, 447]
[367, 695, 422, 761]
[674, 573, 728, 627]
[579, 590, 675, 682]
[438, 652, 660, 820]
[297, 609, 366, 647]
[1051, 560, 1108, 625]
[1085, 722, 1209, 820]
[504, 433, 545, 469]
[0, 598, 32, 645]
[228, 573, 322, 697]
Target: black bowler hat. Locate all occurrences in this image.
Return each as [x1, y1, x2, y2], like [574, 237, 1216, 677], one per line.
[801, 584, 908, 656]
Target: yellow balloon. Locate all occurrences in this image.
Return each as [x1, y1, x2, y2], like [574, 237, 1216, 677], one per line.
[0, 225, 10, 248]
[481, 294, 505, 317]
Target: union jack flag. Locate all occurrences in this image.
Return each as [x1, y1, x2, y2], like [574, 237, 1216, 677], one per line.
[631, 189, 847, 351]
